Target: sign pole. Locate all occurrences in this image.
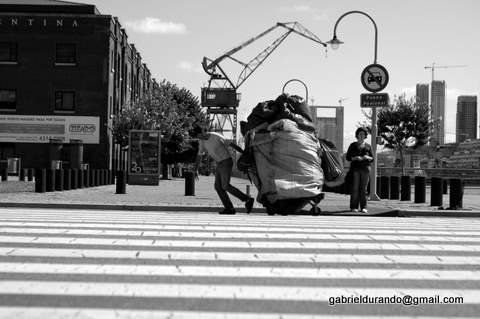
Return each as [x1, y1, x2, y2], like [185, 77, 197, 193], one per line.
[370, 106, 380, 201]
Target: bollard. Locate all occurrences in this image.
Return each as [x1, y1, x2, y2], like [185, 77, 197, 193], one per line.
[83, 169, 89, 188]
[1, 168, 7, 181]
[379, 176, 390, 199]
[46, 168, 55, 192]
[443, 179, 448, 194]
[20, 168, 26, 181]
[63, 169, 71, 190]
[96, 169, 101, 186]
[110, 170, 115, 184]
[376, 176, 381, 198]
[71, 169, 78, 189]
[34, 168, 46, 193]
[430, 177, 443, 206]
[449, 179, 463, 209]
[27, 168, 34, 181]
[400, 176, 411, 201]
[414, 176, 426, 203]
[184, 171, 195, 196]
[100, 169, 105, 186]
[116, 171, 127, 194]
[90, 169, 96, 187]
[55, 169, 64, 191]
[389, 176, 400, 200]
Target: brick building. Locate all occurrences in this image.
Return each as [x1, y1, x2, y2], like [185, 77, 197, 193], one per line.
[0, 0, 156, 170]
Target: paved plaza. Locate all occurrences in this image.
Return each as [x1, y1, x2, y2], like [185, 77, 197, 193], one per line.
[1, 175, 480, 216]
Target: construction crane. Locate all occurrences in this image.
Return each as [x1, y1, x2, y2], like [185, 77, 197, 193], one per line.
[201, 22, 327, 142]
[424, 63, 467, 82]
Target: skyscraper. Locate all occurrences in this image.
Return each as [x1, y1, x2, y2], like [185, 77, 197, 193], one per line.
[416, 83, 429, 107]
[431, 80, 446, 145]
[456, 95, 477, 143]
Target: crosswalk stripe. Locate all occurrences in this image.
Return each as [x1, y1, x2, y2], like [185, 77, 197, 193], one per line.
[1, 235, 480, 251]
[2, 227, 480, 242]
[2, 221, 480, 235]
[0, 281, 477, 302]
[1, 219, 479, 234]
[1, 247, 479, 266]
[2, 307, 473, 319]
[0, 263, 479, 280]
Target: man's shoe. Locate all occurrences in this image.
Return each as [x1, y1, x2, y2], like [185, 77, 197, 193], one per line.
[245, 198, 254, 214]
[350, 208, 358, 213]
[361, 208, 368, 213]
[219, 209, 236, 215]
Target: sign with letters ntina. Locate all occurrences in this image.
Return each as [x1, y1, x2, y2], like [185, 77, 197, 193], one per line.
[0, 115, 99, 144]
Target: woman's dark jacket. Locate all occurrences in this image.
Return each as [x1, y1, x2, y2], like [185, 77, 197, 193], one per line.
[346, 141, 373, 170]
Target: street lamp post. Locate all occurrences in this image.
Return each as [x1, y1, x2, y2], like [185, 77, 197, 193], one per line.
[327, 10, 381, 201]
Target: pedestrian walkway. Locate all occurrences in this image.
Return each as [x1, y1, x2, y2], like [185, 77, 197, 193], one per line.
[1, 175, 480, 216]
[0, 207, 478, 318]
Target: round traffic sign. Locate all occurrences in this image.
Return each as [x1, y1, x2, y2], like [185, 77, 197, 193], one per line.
[360, 63, 389, 93]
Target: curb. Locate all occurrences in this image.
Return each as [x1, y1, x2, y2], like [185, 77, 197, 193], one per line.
[1, 202, 479, 217]
[0, 202, 397, 217]
[397, 209, 480, 218]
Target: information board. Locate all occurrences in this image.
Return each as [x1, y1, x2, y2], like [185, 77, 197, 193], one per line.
[0, 115, 99, 144]
[128, 130, 161, 185]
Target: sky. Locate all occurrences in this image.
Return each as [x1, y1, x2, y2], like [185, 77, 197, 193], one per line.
[81, 0, 480, 150]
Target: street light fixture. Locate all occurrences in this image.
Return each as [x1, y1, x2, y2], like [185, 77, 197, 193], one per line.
[326, 36, 343, 50]
[328, 10, 382, 201]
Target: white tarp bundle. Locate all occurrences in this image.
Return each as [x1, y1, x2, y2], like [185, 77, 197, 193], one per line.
[249, 119, 323, 204]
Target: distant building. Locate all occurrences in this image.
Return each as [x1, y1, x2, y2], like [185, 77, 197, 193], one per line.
[447, 139, 480, 168]
[456, 95, 477, 143]
[0, 0, 157, 170]
[310, 106, 344, 152]
[416, 83, 429, 107]
[431, 80, 446, 145]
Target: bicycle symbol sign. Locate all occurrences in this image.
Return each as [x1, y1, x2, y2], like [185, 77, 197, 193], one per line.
[361, 63, 389, 93]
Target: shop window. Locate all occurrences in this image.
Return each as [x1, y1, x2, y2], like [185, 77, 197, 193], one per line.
[55, 43, 76, 64]
[0, 89, 16, 109]
[0, 42, 17, 63]
[55, 91, 75, 111]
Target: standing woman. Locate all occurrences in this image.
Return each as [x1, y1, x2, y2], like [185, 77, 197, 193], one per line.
[346, 127, 373, 213]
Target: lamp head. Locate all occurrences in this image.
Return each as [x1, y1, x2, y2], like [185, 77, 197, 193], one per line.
[326, 35, 344, 50]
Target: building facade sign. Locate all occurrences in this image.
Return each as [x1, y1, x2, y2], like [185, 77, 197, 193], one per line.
[0, 115, 99, 144]
[0, 16, 92, 33]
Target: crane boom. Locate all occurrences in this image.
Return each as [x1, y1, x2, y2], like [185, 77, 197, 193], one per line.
[202, 22, 327, 90]
[424, 63, 467, 82]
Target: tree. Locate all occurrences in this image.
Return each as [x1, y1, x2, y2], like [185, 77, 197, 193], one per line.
[112, 80, 208, 164]
[375, 94, 432, 175]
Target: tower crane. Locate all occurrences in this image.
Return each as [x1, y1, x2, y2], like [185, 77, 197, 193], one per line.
[201, 22, 327, 142]
[424, 63, 467, 82]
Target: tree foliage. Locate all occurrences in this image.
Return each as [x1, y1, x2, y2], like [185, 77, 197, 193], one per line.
[376, 94, 432, 173]
[112, 80, 208, 164]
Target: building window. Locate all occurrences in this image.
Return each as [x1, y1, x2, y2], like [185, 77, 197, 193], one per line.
[55, 91, 75, 111]
[0, 42, 17, 63]
[55, 43, 76, 64]
[0, 89, 16, 109]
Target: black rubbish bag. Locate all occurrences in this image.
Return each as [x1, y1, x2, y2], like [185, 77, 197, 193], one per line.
[319, 139, 345, 186]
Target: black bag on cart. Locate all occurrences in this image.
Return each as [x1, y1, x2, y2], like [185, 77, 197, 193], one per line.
[319, 139, 345, 186]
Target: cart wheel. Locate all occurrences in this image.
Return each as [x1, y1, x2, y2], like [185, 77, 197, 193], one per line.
[310, 206, 321, 216]
[267, 207, 275, 216]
